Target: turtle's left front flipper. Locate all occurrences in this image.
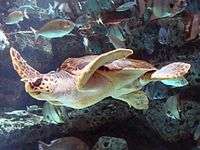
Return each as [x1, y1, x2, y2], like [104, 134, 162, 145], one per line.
[116, 90, 149, 110]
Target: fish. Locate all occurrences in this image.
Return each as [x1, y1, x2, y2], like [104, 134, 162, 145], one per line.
[0, 30, 9, 51]
[53, 1, 72, 14]
[186, 0, 200, 13]
[42, 102, 65, 124]
[5, 110, 29, 116]
[152, 0, 172, 18]
[75, 14, 92, 28]
[30, 19, 75, 40]
[186, 14, 200, 41]
[18, 4, 36, 10]
[194, 124, 200, 141]
[107, 34, 126, 49]
[149, 0, 186, 20]
[100, 10, 132, 25]
[158, 27, 170, 45]
[38, 137, 89, 150]
[116, 1, 137, 12]
[5, 10, 29, 25]
[83, 37, 89, 49]
[108, 25, 126, 41]
[164, 95, 181, 120]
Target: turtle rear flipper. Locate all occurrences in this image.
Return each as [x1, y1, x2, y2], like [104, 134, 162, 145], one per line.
[77, 48, 133, 90]
[116, 90, 149, 110]
[160, 77, 188, 87]
[151, 62, 191, 79]
[10, 47, 40, 80]
[140, 62, 191, 87]
[151, 62, 191, 87]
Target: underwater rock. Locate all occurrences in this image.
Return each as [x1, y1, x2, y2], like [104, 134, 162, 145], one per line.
[0, 96, 198, 149]
[51, 35, 86, 67]
[126, 16, 185, 55]
[0, 77, 24, 107]
[145, 95, 200, 142]
[144, 82, 170, 100]
[0, 98, 133, 148]
[92, 136, 128, 150]
[38, 136, 89, 150]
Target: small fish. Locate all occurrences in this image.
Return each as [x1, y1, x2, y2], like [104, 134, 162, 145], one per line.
[194, 124, 200, 141]
[100, 10, 131, 25]
[53, 1, 72, 13]
[42, 102, 64, 124]
[108, 25, 126, 41]
[0, 30, 9, 51]
[5, 10, 29, 25]
[75, 14, 92, 28]
[38, 137, 89, 150]
[30, 19, 75, 39]
[158, 27, 170, 45]
[164, 95, 181, 120]
[186, 0, 200, 13]
[152, 0, 172, 18]
[108, 34, 126, 49]
[47, 3, 55, 15]
[149, 0, 185, 19]
[116, 1, 137, 12]
[83, 37, 89, 48]
[26, 105, 40, 112]
[5, 110, 28, 116]
[18, 5, 36, 10]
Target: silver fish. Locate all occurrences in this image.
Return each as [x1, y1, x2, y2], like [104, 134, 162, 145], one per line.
[30, 19, 75, 39]
[75, 14, 92, 28]
[108, 34, 126, 49]
[0, 30, 9, 51]
[116, 1, 137, 12]
[5, 10, 29, 25]
[158, 27, 170, 45]
[164, 95, 180, 120]
[38, 137, 89, 150]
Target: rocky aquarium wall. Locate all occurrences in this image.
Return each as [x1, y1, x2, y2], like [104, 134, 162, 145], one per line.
[0, 0, 199, 149]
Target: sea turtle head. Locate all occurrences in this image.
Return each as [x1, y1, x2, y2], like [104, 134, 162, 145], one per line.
[23, 74, 58, 100]
[10, 47, 58, 101]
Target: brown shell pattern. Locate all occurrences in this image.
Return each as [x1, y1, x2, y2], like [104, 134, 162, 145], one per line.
[59, 55, 156, 75]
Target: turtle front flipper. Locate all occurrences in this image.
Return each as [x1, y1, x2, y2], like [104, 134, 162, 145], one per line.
[77, 48, 133, 90]
[10, 47, 40, 80]
[116, 90, 149, 110]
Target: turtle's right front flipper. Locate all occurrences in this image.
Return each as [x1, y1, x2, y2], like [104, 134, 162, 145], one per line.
[10, 47, 41, 80]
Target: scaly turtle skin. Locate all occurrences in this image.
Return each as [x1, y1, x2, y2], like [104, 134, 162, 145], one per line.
[10, 47, 191, 110]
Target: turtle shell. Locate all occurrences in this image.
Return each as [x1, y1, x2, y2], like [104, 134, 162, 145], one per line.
[59, 55, 97, 75]
[59, 49, 157, 90]
[59, 55, 156, 77]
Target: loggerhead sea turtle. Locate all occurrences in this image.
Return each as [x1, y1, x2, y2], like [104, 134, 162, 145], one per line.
[10, 47, 190, 110]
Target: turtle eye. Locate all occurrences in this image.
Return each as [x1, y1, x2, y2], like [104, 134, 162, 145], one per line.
[32, 78, 42, 87]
